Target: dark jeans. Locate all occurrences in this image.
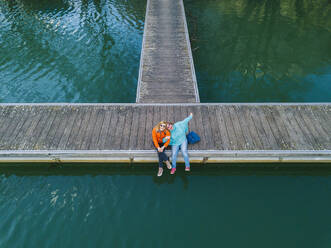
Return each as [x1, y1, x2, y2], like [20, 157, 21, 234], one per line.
[156, 143, 169, 168]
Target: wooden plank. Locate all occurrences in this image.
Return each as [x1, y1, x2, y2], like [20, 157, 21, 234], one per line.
[136, 106, 147, 150]
[256, 108, 281, 150]
[110, 106, 127, 150]
[304, 106, 331, 146]
[88, 108, 106, 150]
[255, 106, 279, 150]
[179, 104, 186, 121]
[227, 106, 246, 150]
[152, 105, 159, 134]
[17, 107, 47, 150]
[144, 105, 154, 150]
[49, 107, 75, 150]
[261, 106, 288, 150]
[65, 108, 85, 150]
[97, 108, 112, 150]
[206, 106, 223, 150]
[310, 106, 331, 138]
[128, 106, 139, 150]
[0, 106, 12, 139]
[120, 107, 133, 150]
[285, 106, 317, 150]
[0, 108, 31, 149]
[34, 109, 59, 150]
[104, 107, 120, 150]
[262, 106, 293, 150]
[214, 106, 231, 150]
[299, 106, 330, 149]
[24, 107, 53, 150]
[192, 105, 207, 149]
[293, 106, 324, 150]
[233, 105, 257, 150]
[220, 106, 238, 150]
[248, 106, 273, 150]
[239, 105, 264, 150]
[80, 107, 100, 150]
[276, 106, 314, 150]
[200, 105, 215, 149]
[69, 107, 93, 150]
[57, 107, 79, 150]
[9, 107, 43, 149]
[0, 106, 18, 142]
[167, 104, 175, 124]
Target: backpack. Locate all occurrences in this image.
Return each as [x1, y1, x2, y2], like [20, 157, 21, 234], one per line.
[186, 131, 200, 144]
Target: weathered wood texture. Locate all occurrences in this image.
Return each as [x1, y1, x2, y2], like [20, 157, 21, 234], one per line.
[136, 0, 199, 103]
[0, 104, 330, 152]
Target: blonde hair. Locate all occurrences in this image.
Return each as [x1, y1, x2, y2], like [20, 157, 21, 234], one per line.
[155, 121, 167, 132]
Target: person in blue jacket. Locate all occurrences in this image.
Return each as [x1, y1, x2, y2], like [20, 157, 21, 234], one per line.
[164, 113, 193, 175]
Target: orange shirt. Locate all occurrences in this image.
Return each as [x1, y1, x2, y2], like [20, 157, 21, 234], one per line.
[152, 126, 170, 148]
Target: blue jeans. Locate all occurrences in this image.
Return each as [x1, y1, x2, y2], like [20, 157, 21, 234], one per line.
[171, 139, 190, 169]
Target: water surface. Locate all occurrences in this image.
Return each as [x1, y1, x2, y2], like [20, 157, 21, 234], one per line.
[0, 0, 146, 103]
[185, 0, 331, 102]
[1, 165, 331, 247]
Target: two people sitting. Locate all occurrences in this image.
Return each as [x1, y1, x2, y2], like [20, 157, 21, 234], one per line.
[152, 113, 193, 176]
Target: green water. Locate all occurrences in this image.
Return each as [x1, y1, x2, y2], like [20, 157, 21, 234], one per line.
[1, 0, 331, 247]
[0, 0, 145, 103]
[1, 165, 331, 247]
[185, 0, 331, 102]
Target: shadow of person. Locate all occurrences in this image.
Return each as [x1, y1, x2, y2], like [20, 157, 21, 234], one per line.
[152, 166, 189, 189]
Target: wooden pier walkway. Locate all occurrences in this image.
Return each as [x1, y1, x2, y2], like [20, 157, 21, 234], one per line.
[136, 0, 199, 103]
[0, 103, 330, 163]
[0, 1, 330, 165]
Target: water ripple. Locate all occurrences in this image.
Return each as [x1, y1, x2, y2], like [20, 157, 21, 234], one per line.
[0, 0, 146, 103]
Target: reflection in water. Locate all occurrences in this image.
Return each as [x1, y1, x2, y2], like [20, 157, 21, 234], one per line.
[0, 0, 146, 102]
[185, 0, 331, 102]
[0, 164, 331, 247]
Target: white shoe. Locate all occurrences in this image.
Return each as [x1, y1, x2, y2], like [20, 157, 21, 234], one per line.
[165, 160, 172, 170]
[157, 168, 163, 177]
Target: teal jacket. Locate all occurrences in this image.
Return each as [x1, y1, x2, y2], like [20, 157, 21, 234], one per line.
[164, 115, 192, 146]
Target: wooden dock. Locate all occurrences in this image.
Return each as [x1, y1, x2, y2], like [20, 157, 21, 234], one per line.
[0, 103, 330, 163]
[0, 0, 330, 165]
[136, 0, 199, 103]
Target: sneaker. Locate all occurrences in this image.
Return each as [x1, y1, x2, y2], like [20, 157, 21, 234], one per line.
[185, 167, 190, 172]
[165, 160, 172, 170]
[157, 168, 163, 177]
[170, 168, 176, 175]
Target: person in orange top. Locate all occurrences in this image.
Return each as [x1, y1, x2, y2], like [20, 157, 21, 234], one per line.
[152, 121, 171, 177]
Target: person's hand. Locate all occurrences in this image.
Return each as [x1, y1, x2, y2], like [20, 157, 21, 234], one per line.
[160, 146, 165, 152]
[157, 147, 162, 152]
[190, 112, 193, 117]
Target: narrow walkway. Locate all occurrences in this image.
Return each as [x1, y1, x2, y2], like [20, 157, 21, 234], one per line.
[136, 0, 199, 103]
[0, 104, 330, 163]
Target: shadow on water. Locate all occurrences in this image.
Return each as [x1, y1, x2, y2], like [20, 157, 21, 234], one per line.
[1, 163, 331, 189]
[1, 163, 331, 177]
[185, 0, 331, 102]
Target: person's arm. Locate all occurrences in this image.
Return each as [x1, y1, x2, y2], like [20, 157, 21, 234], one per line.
[182, 113, 193, 124]
[163, 130, 171, 148]
[176, 113, 193, 127]
[152, 128, 160, 148]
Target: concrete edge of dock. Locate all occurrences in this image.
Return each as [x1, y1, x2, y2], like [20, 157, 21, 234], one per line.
[0, 150, 330, 164]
